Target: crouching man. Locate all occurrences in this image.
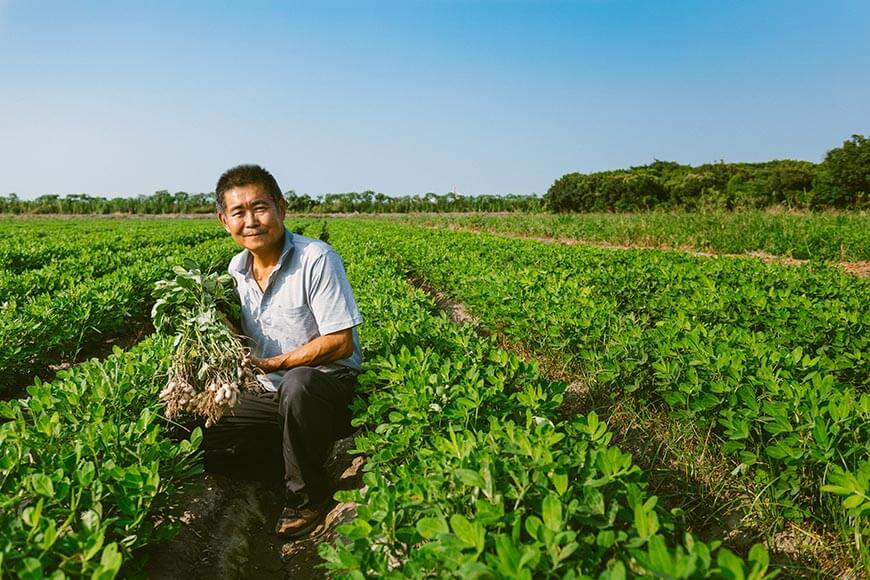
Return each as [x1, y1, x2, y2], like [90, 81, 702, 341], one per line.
[202, 164, 363, 538]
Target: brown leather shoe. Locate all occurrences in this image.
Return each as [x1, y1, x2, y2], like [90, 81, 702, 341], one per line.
[274, 502, 329, 538]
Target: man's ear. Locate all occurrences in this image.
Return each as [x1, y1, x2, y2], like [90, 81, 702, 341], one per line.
[217, 211, 231, 233]
[277, 197, 287, 221]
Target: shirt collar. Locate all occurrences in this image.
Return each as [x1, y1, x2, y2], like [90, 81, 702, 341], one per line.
[231, 228, 294, 280]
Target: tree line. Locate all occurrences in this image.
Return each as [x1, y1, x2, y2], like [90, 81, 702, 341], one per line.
[0, 189, 543, 215]
[545, 134, 869, 212]
[0, 190, 218, 215]
[2, 134, 865, 215]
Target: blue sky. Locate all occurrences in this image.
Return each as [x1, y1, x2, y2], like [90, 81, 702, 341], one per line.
[1, 0, 868, 199]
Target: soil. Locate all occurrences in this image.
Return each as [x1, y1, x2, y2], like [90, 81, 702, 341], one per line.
[409, 275, 482, 328]
[142, 436, 364, 579]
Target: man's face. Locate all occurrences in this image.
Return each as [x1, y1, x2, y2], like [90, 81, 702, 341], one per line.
[218, 183, 287, 254]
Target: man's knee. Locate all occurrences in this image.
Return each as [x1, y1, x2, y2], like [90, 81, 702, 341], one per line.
[278, 366, 319, 414]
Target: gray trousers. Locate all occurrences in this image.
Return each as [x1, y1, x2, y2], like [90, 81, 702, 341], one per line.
[201, 366, 358, 508]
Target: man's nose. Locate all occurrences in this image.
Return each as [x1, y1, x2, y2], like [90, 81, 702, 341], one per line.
[243, 210, 260, 227]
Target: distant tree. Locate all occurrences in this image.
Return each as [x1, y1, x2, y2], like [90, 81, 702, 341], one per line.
[809, 170, 848, 209]
[33, 194, 62, 214]
[284, 190, 320, 212]
[821, 134, 869, 206]
[725, 172, 760, 209]
[0, 194, 21, 214]
[545, 172, 606, 212]
[667, 171, 720, 210]
[765, 160, 816, 207]
[602, 173, 667, 210]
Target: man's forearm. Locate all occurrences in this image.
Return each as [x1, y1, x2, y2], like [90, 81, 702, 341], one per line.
[252, 328, 354, 374]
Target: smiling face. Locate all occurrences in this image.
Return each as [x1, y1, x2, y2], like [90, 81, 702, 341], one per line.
[218, 183, 287, 256]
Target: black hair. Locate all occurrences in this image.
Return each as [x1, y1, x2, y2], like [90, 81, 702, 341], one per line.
[215, 164, 283, 214]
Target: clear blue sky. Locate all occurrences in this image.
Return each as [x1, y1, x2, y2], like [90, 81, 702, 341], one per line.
[1, 0, 868, 199]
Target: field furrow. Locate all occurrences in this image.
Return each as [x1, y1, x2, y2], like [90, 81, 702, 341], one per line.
[328, 218, 869, 573]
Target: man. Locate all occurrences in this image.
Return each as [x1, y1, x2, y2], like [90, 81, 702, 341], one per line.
[203, 164, 363, 538]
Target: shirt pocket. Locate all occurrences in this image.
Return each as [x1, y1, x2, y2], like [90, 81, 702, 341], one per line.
[264, 304, 320, 351]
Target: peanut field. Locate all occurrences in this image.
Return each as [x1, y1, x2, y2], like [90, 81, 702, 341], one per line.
[1, 214, 867, 578]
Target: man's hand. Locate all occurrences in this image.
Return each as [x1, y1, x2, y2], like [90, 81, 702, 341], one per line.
[250, 354, 282, 374]
[250, 328, 354, 374]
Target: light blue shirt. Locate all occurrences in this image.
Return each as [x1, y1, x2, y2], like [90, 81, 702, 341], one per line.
[227, 229, 363, 391]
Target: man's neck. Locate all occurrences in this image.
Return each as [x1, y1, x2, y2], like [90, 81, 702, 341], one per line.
[250, 231, 286, 272]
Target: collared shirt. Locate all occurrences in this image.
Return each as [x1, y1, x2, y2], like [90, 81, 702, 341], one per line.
[227, 229, 363, 391]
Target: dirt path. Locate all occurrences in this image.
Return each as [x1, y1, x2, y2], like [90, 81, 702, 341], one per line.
[419, 224, 870, 277]
[143, 436, 364, 579]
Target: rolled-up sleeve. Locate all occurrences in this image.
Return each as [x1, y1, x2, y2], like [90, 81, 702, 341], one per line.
[307, 250, 364, 336]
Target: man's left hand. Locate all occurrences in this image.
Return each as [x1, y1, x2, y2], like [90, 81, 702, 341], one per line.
[249, 329, 354, 375]
[251, 355, 283, 374]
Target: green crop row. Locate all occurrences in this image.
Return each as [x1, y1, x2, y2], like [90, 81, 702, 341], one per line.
[0, 218, 222, 274]
[0, 338, 203, 578]
[0, 230, 225, 304]
[316, 229, 771, 578]
[331, 220, 870, 569]
[1, 246, 181, 305]
[392, 211, 870, 262]
[0, 235, 238, 396]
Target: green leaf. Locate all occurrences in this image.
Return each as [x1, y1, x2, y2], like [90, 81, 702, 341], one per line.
[599, 560, 626, 580]
[83, 529, 106, 561]
[339, 519, 372, 540]
[78, 461, 96, 487]
[493, 533, 521, 575]
[41, 519, 58, 550]
[524, 515, 542, 540]
[455, 468, 486, 489]
[633, 500, 659, 539]
[450, 514, 475, 546]
[747, 543, 769, 576]
[542, 494, 562, 531]
[716, 548, 746, 580]
[22, 500, 43, 528]
[475, 498, 504, 526]
[645, 535, 673, 574]
[17, 558, 43, 580]
[550, 470, 568, 495]
[81, 509, 101, 533]
[31, 473, 54, 496]
[416, 516, 449, 539]
[450, 514, 484, 552]
[820, 484, 851, 495]
[92, 542, 123, 580]
[843, 495, 864, 509]
[790, 346, 803, 363]
[597, 530, 616, 548]
[189, 427, 203, 450]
